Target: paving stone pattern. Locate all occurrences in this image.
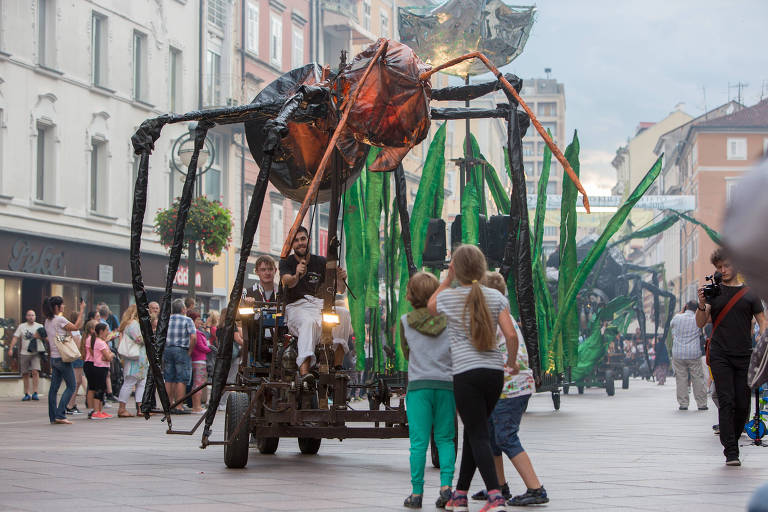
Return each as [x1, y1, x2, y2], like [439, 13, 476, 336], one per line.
[0, 379, 766, 511]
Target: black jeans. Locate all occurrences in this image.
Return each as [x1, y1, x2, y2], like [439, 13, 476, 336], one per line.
[453, 368, 504, 492]
[709, 350, 751, 458]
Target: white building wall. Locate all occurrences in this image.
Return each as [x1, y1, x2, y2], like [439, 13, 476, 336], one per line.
[0, 0, 199, 253]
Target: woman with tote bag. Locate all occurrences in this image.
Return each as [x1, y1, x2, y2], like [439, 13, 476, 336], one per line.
[43, 296, 85, 424]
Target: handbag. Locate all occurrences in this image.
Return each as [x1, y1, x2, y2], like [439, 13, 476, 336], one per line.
[55, 334, 81, 363]
[117, 331, 141, 360]
[705, 287, 749, 366]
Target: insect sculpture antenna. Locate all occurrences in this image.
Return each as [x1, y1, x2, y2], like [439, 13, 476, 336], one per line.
[421, 52, 591, 213]
[280, 39, 390, 258]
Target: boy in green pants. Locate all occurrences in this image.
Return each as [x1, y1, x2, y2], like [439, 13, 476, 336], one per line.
[402, 272, 456, 509]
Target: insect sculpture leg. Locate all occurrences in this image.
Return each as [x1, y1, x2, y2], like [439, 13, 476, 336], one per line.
[420, 53, 590, 212]
[393, 163, 417, 278]
[202, 120, 284, 445]
[499, 106, 541, 385]
[281, 39, 390, 259]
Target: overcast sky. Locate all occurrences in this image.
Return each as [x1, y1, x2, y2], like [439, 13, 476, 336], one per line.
[488, 0, 768, 195]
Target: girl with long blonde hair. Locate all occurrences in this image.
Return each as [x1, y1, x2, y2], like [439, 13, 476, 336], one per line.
[427, 245, 520, 512]
[116, 305, 147, 417]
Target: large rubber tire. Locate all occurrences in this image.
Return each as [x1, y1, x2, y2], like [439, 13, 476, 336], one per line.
[298, 437, 321, 455]
[256, 437, 280, 454]
[622, 367, 630, 390]
[605, 371, 615, 396]
[224, 392, 250, 469]
[552, 392, 561, 411]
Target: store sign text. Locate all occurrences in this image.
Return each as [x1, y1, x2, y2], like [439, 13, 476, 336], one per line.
[8, 240, 65, 276]
[173, 265, 201, 288]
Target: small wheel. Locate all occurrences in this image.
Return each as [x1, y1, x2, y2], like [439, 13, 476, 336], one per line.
[552, 392, 561, 411]
[256, 437, 280, 454]
[224, 392, 250, 469]
[298, 437, 321, 455]
[622, 374, 630, 390]
[605, 372, 615, 396]
[563, 385, 570, 395]
[578, 386, 585, 394]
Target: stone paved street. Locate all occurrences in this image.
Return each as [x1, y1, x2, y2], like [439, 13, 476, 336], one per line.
[1, 378, 766, 512]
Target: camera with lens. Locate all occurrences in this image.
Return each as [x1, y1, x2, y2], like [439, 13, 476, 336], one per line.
[702, 271, 723, 301]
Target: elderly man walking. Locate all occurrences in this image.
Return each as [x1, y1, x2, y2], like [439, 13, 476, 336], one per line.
[671, 301, 707, 411]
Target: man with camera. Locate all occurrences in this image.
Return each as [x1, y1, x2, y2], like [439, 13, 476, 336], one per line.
[696, 248, 766, 466]
[280, 226, 351, 377]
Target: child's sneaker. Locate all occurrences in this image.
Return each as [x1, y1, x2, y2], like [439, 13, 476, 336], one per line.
[403, 494, 422, 509]
[472, 483, 511, 501]
[436, 488, 452, 509]
[91, 411, 107, 420]
[479, 492, 506, 512]
[21, 394, 31, 401]
[100, 411, 113, 418]
[445, 491, 468, 512]
[31, 392, 39, 401]
[508, 486, 549, 506]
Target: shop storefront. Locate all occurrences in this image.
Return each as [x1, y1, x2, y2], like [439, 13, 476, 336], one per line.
[0, 229, 214, 394]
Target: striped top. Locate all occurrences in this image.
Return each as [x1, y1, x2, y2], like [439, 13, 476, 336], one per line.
[670, 310, 702, 360]
[436, 285, 508, 375]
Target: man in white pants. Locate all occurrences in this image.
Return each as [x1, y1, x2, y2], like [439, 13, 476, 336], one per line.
[280, 226, 351, 375]
[671, 301, 708, 411]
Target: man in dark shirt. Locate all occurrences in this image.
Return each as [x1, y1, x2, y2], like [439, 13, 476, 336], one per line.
[696, 248, 765, 466]
[280, 226, 352, 376]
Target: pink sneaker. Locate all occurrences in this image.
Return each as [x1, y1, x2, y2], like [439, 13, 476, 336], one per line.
[479, 493, 506, 512]
[445, 491, 468, 512]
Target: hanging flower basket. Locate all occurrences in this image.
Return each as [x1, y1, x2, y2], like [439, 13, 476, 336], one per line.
[154, 196, 233, 259]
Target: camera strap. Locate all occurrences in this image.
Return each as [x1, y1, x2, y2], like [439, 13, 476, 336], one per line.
[706, 287, 749, 365]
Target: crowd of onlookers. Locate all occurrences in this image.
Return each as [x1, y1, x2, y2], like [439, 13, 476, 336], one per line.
[12, 296, 226, 423]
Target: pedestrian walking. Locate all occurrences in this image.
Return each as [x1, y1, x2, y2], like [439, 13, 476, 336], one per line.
[671, 301, 708, 411]
[188, 311, 211, 414]
[653, 336, 670, 385]
[10, 310, 43, 401]
[85, 323, 114, 419]
[696, 248, 766, 466]
[401, 272, 455, 509]
[428, 245, 519, 512]
[116, 305, 147, 417]
[43, 296, 85, 425]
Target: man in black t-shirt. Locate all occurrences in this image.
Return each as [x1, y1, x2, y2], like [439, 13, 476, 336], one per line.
[279, 226, 351, 376]
[696, 248, 766, 466]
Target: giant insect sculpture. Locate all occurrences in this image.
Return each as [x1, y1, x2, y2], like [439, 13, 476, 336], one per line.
[130, 38, 590, 457]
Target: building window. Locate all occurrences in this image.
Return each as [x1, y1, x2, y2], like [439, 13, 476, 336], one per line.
[205, 48, 222, 106]
[246, 2, 259, 55]
[270, 201, 283, 252]
[726, 137, 747, 160]
[91, 13, 107, 86]
[380, 9, 389, 37]
[37, 0, 55, 67]
[270, 14, 282, 67]
[291, 27, 303, 69]
[169, 47, 182, 112]
[537, 102, 557, 117]
[203, 133, 223, 201]
[445, 170, 455, 195]
[726, 178, 740, 207]
[133, 31, 148, 101]
[543, 226, 558, 237]
[546, 181, 556, 194]
[208, 0, 226, 29]
[36, 123, 55, 202]
[362, 1, 371, 31]
[522, 142, 534, 156]
[691, 142, 698, 167]
[90, 139, 107, 214]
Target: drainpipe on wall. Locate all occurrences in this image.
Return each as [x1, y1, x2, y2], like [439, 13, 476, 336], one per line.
[199, 0, 204, 110]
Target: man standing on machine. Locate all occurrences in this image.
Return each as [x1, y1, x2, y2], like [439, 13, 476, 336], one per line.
[280, 226, 352, 376]
[696, 248, 766, 466]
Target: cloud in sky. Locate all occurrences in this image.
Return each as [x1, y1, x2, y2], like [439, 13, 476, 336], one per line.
[491, 0, 768, 189]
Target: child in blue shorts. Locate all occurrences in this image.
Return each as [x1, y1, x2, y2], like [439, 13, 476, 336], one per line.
[471, 272, 549, 507]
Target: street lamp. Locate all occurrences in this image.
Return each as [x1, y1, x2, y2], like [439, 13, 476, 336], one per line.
[170, 123, 216, 301]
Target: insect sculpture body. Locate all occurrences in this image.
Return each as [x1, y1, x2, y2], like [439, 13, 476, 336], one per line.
[128, 38, 590, 453]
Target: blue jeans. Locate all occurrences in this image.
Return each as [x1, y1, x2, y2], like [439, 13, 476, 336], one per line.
[488, 395, 530, 459]
[48, 358, 76, 422]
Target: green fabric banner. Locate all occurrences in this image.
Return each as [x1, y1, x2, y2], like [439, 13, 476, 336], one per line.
[670, 210, 723, 246]
[549, 155, 664, 351]
[394, 123, 447, 371]
[571, 296, 634, 382]
[533, 134, 553, 372]
[342, 178, 367, 371]
[554, 132, 581, 372]
[364, 148, 383, 308]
